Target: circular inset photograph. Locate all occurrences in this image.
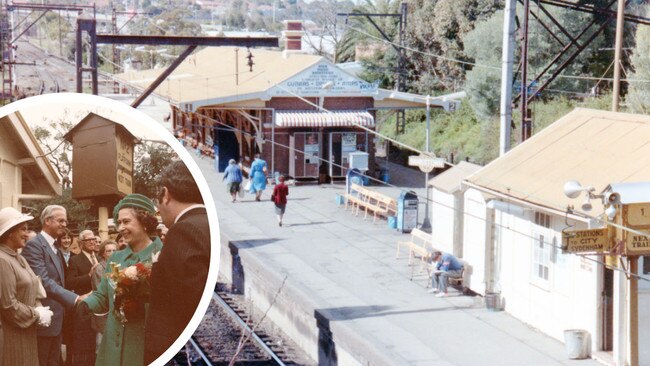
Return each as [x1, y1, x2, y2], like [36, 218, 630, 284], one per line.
[0, 93, 219, 366]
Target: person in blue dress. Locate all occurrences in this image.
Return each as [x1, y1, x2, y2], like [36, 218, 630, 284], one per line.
[249, 153, 268, 202]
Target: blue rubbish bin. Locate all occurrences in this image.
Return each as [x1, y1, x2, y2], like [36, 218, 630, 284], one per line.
[346, 168, 364, 194]
[335, 193, 345, 205]
[397, 191, 418, 233]
[381, 169, 390, 184]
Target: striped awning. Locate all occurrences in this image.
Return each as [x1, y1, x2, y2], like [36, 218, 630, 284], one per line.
[275, 111, 374, 128]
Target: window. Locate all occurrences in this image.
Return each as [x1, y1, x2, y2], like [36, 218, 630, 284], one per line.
[535, 212, 551, 228]
[531, 211, 553, 287]
[644, 256, 650, 275]
[533, 234, 550, 281]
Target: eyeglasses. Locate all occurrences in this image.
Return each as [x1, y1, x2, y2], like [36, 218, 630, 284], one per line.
[82, 238, 97, 242]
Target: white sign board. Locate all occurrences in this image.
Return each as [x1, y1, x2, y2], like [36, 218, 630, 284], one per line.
[408, 154, 445, 173]
[270, 63, 379, 97]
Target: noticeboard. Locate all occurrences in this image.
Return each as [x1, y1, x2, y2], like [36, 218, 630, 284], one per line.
[625, 203, 650, 228]
[115, 131, 134, 195]
[622, 203, 650, 255]
[625, 229, 650, 255]
[562, 228, 610, 253]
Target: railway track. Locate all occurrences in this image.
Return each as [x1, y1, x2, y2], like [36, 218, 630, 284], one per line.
[170, 288, 308, 366]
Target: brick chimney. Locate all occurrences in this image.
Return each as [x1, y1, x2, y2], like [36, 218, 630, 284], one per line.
[282, 20, 304, 54]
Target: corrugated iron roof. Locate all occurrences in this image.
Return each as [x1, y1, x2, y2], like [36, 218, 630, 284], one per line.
[464, 108, 650, 215]
[429, 161, 482, 194]
[117, 47, 322, 106]
[275, 111, 374, 127]
[115, 47, 461, 111]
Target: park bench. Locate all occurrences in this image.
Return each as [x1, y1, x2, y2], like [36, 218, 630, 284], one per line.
[395, 228, 434, 279]
[396, 229, 471, 290]
[345, 183, 397, 223]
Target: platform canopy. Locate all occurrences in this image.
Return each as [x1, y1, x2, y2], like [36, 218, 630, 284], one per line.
[275, 110, 374, 127]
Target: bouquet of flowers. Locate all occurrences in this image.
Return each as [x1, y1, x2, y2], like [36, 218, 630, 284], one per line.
[107, 262, 153, 324]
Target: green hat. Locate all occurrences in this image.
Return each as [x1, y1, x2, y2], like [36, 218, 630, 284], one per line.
[113, 194, 156, 222]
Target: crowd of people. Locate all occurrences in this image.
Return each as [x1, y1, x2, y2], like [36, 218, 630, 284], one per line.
[0, 160, 211, 366]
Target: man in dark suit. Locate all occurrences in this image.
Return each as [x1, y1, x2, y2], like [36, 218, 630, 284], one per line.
[65, 229, 98, 365]
[22, 205, 81, 366]
[144, 160, 210, 364]
[66, 230, 98, 295]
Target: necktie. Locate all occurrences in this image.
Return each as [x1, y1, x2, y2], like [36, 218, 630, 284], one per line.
[90, 254, 97, 266]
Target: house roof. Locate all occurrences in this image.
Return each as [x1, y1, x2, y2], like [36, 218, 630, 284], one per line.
[63, 112, 139, 144]
[429, 161, 482, 194]
[115, 47, 460, 111]
[0, 112, 61, 197]
[464, 108, 650, 216]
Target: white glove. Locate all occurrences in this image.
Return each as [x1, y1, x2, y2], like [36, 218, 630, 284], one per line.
[34, 306, 53, 327]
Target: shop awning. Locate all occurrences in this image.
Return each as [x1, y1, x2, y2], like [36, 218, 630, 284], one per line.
[275, 111, 374, 128]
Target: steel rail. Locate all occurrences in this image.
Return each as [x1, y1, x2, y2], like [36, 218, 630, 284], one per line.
[187, 337, 213, 366]
[212, 292, 287, 366]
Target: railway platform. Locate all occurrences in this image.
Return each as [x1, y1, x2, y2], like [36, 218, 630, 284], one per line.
[192, 152, 599, 366]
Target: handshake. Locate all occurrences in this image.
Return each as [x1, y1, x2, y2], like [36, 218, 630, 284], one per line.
[34, 306, 54, 327]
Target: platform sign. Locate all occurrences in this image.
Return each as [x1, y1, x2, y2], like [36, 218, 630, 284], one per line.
[626, 203, 650, 228]
[625, 229, 650, 255]
[562, 228, 609, 253]
[622, 202, 650, 255]
[408, 154, 445, 173]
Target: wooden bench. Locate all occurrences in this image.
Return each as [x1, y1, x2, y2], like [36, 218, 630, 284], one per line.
[395, 228, 435, 279]
[345, 183, 397, 223]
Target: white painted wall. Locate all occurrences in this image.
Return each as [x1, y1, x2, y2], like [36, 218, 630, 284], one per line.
[496, 209, 599, 347]
[460, 187, 649, 362]
[462, 188, 488, 294]
[431, 188, 455, 254]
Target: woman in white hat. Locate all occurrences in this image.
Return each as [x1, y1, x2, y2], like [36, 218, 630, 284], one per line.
[0, 207, 53, 366]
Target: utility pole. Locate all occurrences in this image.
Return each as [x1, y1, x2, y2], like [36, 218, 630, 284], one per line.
[520, 0, 532, 142]
[612, 0, 625, 112]
[610, 3, 637, 363]
[499, 0, 516, 156]
[337, 2, 408, 133]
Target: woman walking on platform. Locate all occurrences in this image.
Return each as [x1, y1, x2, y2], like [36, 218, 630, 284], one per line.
[271, 175, 289, 227]
[223, 159, 243, 202]
[249, 153, 268, 201]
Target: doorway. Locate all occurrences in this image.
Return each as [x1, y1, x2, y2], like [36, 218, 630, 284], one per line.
[216, 127, 239, 172]
[602, 267, 614, 351]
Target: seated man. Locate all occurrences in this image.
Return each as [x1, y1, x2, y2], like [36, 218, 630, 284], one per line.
[428, 251, 463, 297]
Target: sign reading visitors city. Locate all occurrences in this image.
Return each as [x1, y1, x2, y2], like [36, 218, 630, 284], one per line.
[562, 228, 610, 253]
[64, 113, 136, 201]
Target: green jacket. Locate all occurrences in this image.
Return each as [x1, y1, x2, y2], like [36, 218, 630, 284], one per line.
[84, 238, 163, 366]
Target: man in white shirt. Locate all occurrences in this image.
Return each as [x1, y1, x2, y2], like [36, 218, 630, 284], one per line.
[22, 205, 82, 366]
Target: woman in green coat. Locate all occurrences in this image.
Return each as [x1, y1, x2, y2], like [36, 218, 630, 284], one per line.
[83, 194, 163, 366]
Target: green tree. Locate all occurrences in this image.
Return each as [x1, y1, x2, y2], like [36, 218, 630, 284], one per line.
[23, 190, 95, 233]
[406, 0, 500, 93]
[463, 7, 607, 119]
[626, 6, 650, 114]
[132, 142, 176, 199]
